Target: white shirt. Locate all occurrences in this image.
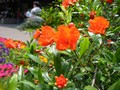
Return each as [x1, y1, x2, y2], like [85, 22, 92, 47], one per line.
[25, 7, 41, 18]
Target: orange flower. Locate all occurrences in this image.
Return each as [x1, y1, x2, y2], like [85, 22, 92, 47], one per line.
[4, 39, 26, 49]
[55, 74, 68, 88]
[89, 10, 96, 19]
[56, 25, 80, 50]
[62, 0, 77, 8]
[34, 29, 42, 39]
[106, 0, 113, 4]
[38, 26, 55, 46]
[88, 16, 109, 34]
[4, 39, 16, 48]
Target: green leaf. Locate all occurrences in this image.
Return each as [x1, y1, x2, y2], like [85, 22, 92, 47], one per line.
[53, 52, 62, 76]
[38, 67, 44, 84]
[84, 85, 97, 90]
[96, 70, 102, 84]
[108, 79, 120, 90]
[79, 37, 90, 58]
[113, 67, 120, 71]
[62, 61, 71, 77]
[18, 65, 24, 81]
[30, 45, 34, 54]
[19, 80, 38, 90]
[28, 54, 41, 64]
[112, 26, 120, 33]
[115, 48, 120, 63]
[8, 74, 18, 90]
[42, 72, 51, 83]
[52, 47, 62, 76]
[28, 67, 38, 78]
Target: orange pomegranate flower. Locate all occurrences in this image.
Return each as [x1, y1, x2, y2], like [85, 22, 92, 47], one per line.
[34, 29, 42, 39]
[56, 25, 80, 50]
[62, 0, 77, 8]
[69, 26, 80, 50]
[55, 74, 68, 88]
[38, 26, 55, 46]
[88, 16, 109, 34]
[4, 39, 16, 48]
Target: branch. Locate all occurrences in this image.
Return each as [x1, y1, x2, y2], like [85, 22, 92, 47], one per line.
[92, 67, 98, 87]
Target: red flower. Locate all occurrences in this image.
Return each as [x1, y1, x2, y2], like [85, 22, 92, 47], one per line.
[34, 29, 42, 39]
[62, 0, 78, 8]
[88, 16, 109, 34]
[107, 39, 112, 46]
[55, 25, 80, 50]
[89, 10, 96, 19]
[106, 0, 113, 4]
[38, 26, 55, 46]
[68, 22, 75, 28]
[55, 74, 68, 88]
[20, 60, 25, 65]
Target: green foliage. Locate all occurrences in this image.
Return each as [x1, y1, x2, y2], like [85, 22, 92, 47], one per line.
[1, 0, 120, 90]
[8, 74, 18, 90]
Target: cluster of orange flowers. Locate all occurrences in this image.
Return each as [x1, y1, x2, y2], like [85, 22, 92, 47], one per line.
[34, 24, 80, 51]
[4, 39, 26, 49]
[62, 0, 78, 8]
[55, 74, 68, 88]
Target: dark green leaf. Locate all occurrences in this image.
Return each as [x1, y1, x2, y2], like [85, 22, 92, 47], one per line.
[112, 26, 120, 32]
[108, 79, 120, 90]
[115, 48, 120, 63]
[19, 80, 38, 90]
[38, 67, 44, 84]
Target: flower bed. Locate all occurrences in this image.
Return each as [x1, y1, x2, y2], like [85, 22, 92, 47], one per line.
[0, 0, 120, 90]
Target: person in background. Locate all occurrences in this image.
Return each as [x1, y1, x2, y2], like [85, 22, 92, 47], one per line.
[19, 1, 43, 31]
[25, 1, 42, 17]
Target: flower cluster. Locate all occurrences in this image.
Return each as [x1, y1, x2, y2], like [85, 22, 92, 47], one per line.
[55, 74, 68, 88]
[0, 37, 9, 63]
[34, 24, 80, 50]
[4, 39, 26, 49]
[0, 63, 18, 78]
